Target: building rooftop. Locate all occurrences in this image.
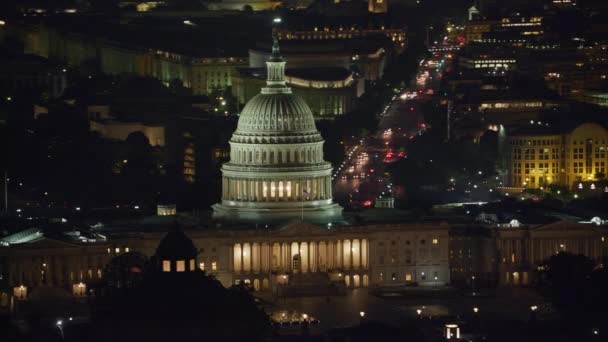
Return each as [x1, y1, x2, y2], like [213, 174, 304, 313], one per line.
[0, 220, 107, 247]
[254, 37, 386, 56]
[237, 67, 353, 82]
[28, 14, 266, 57]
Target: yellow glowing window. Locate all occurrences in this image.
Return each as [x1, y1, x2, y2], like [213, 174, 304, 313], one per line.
[432, 239, 439, 244]
[199, 262, 205, 271]
[176, 260, 186, 272]
[115, 247, 120, 254]
[162, 260, 171, 272]
[189, 259, 196, 271]
[405, 274, 412, 281]
[212, 261, 217, 271]
[125, 247, 130, 253]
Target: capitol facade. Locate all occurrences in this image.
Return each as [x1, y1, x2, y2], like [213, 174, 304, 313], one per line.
[212, 37, 342, 222]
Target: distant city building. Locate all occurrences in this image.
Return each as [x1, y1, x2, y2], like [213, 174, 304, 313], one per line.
[551, 0, 577, 8]
[90, 120, 166, 147]
[276, 27, 406, 53]
[368, 0, 388, 14]
[374, 196, 394, 208]
[506, 122, 608, 189]
[11, 21, 248, 96]
[463, 20, 495, 43]
[205, 0, 284, 11]
[249, 39, 387, 82]
[0, 54, 67, 100]
[467, 5, 480, 21]
[231, 67, 364, 119]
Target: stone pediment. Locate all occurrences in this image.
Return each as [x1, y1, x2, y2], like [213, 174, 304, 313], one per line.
[11, 237, 82, 250]
[275, 222, 325, 237]
[532, 221, 599, 234]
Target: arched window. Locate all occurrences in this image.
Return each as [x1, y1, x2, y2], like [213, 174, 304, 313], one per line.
[162, 260, 171, 272]
[176, 260, 186, 272]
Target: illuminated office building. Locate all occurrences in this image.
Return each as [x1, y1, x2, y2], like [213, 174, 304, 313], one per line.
[506, 123, 608, 189]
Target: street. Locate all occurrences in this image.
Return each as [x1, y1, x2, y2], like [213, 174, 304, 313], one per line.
[333, 41, 457, 209]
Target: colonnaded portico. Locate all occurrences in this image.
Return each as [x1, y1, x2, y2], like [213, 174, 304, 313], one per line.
[215, 222, 451, 291]
[232, 239, 370, 274]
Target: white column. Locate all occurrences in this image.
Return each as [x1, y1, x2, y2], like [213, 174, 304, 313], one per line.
[337, 240, 343, 268]
[352, 239, 360, 269]
[242, 243, 250, 273]
[252, 242, 260, 273]
[343, 239, 351, 270]
[301, 242, 308, 273]
[362, 239, 368, 269]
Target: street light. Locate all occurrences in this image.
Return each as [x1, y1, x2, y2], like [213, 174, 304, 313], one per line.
[359, 311, 365, 318]
[530, 305, 538, 311]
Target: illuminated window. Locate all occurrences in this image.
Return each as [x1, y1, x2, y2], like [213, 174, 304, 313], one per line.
[115, 247, 120, 254]
[189, 259, 196, 271]
[405, 274, 412, 281]
[212, 261, 217, 271]
[162, 260, 171, 272]
[176, 260, 186, 272]
[199, 262, 205, 271]
[125, 247, 130, 253]
[432, 239, 439, 244]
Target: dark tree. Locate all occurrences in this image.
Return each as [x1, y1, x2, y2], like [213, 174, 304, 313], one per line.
[537, 252, 608, 336]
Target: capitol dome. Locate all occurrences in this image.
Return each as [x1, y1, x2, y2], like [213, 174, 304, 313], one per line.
[213, 35, 342, 223]
[235, 94, 318, 134]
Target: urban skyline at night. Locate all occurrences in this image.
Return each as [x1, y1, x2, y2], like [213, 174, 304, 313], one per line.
[1, 0, 607, 341]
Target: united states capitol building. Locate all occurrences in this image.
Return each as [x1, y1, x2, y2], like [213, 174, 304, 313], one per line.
[1, 36, 607, 307]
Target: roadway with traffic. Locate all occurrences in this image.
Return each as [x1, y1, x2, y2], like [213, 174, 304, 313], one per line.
[332, 41, 458, 210]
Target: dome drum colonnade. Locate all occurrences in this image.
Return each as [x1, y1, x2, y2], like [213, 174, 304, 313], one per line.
[213, 29, 342, 222]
